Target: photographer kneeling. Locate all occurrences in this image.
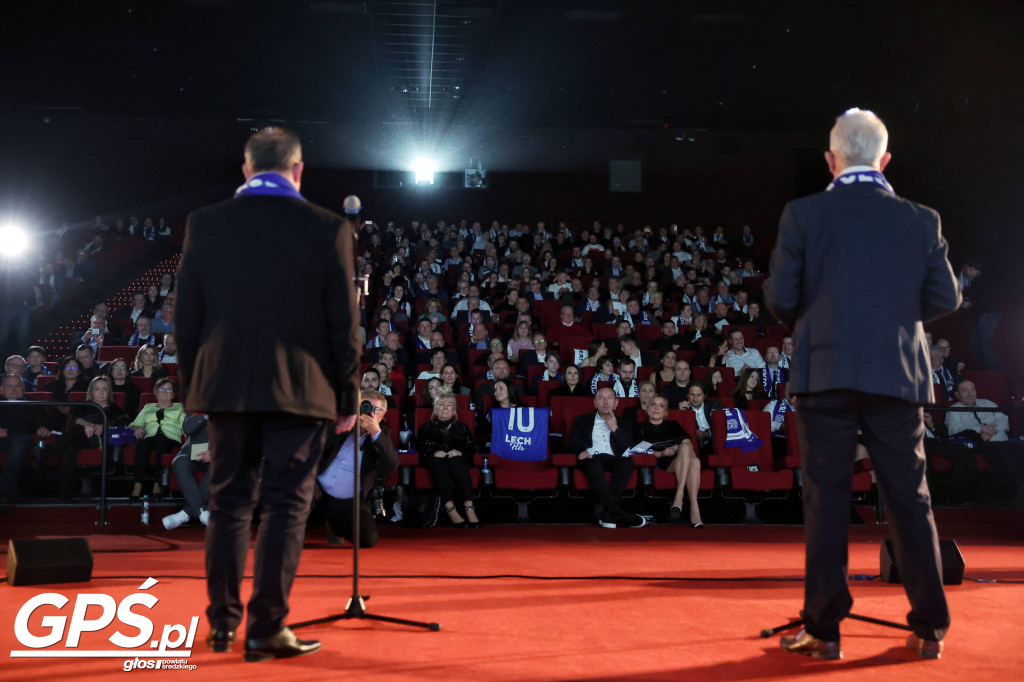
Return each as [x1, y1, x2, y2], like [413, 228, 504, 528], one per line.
[309, 390, 397, 547]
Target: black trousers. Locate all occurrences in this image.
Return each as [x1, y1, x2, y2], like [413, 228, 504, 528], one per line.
[133, 432, 179, 483]
[576, 454, 634, 514]
[309, 493, 379, 548]
[422, 456, 474, 506]
[796, 390, 950, 642]
[50, 426, 98, 499]
[205, 412, 329, 640]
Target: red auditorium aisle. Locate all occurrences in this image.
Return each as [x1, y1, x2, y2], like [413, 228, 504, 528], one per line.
[1, 510, 1022, 681]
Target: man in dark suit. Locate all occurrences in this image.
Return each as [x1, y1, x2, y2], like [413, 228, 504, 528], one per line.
[566, 387, 646, 529]
[176, 127, 361, 662]
[765, 109, 960, 661]
[309, 390, 397, 548]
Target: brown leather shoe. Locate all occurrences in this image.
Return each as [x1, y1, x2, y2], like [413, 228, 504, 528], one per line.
[206, 629, 235, 653]
[780, 628, 842, 660]
[907, 634, 943, 659]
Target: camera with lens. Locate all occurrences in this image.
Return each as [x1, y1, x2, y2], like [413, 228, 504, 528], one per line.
[360, 400, 374, 415]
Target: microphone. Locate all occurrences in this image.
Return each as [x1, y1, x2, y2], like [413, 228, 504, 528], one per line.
[343, 195, 362, 216]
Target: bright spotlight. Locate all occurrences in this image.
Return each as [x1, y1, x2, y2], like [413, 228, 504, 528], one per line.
[412, 158, 436, 185]
[0, 224, 29, 258]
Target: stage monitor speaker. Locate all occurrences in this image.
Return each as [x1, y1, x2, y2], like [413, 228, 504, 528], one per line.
[879, 538, 964, 585]
[7, 538, 93, 587]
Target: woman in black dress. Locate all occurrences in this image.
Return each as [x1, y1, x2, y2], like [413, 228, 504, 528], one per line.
[413, 394, 481, 527]
[107, 357, 142, 419]
[48, 356, 91, 430]
[636, 393, 704, 527]
[132, 344, 169, 380]
[549, 364, 591, 398]
[50, 376, 129, 500]
[730, 367, 769, 409]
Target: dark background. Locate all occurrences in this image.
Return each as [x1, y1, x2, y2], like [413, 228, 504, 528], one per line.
[2, 1, 1022, 273]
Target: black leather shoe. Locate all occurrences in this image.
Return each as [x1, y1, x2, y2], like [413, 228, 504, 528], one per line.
[780, 628, 842, 660]
[206, 629, 235, 653]
[244, 627, 321, 662]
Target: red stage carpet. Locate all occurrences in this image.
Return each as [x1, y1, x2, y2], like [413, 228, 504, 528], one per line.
[1, 509, 1022, 681]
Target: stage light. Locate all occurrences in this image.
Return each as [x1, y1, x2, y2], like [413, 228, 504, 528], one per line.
[0, 224, 29, 258]
[412, 158, 436, 185]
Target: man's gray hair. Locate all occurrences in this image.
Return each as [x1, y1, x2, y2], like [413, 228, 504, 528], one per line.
[360, 389, 386, 407]
[829, 108, 888, 167]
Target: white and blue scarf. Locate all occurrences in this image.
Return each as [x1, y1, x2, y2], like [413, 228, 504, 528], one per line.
[723, 408, 763, 452]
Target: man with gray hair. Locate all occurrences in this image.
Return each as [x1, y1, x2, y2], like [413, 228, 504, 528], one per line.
[766, 109, 959, 660]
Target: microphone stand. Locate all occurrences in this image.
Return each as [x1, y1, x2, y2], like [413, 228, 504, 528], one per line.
[293, 204, 440, 633]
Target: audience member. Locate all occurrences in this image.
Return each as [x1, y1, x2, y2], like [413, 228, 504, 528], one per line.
[413, 394, 481, 527]
[132, 344, 169, 380]
[310, 390, 397, 546]
[566, 387, 646, 528]
[49, 376, 128, 500]
[0, 374, 49, 498]
[128, 314, 157, 346]
[128, 377, 184, 498]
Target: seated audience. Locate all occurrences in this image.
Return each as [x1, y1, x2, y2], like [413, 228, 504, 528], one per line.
[49, 376, 128, 500]
[24, 346, 52, 391]
[506, 320, 535, 363]
[128, 377, 184, 498]
[127, 314, 157, 346]
[0, 374, 50, 498]
[723, 328, 765, 373]
[682, 381, 720, 452]
[730, 367, 769, 409]
[132, 344, 169, 380]
[413, 394, 481, 527]
[636, 393, 704, 527]
[48, 356, 91, 430]
[566, 387, 646, 528]
[108, 357, 142, 418]
[550, 364, 591, 398]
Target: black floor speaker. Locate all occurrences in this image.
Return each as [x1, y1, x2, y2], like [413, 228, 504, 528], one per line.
[879, 538, 964, 585]
[6, 538, 93, 586]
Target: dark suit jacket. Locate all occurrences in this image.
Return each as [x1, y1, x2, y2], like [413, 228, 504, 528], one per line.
[765, 182, 960, 403]
[566, 412, 635, 457]
[685, 399, 721, 434]
[517, 350, 550, 368]
[316, 426, 398, 502]
[176, 193, 362, 419]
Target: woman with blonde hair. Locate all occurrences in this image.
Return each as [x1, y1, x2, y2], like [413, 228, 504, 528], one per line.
[132, 344, 168, 379]
[412, 394, 481, 527]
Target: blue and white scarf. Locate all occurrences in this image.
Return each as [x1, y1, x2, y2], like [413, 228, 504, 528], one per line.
[768, 399, 791, 433]
[826, 168, 895, 195]
[613, 379, 639, 398]
[235, 172, 307, 202]
[591, 372, 620, 394]
[723, 408, 763, 452]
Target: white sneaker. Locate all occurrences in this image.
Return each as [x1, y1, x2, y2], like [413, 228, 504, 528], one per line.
[199, 509, 210, 527]
[162, 510, 190, 530]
